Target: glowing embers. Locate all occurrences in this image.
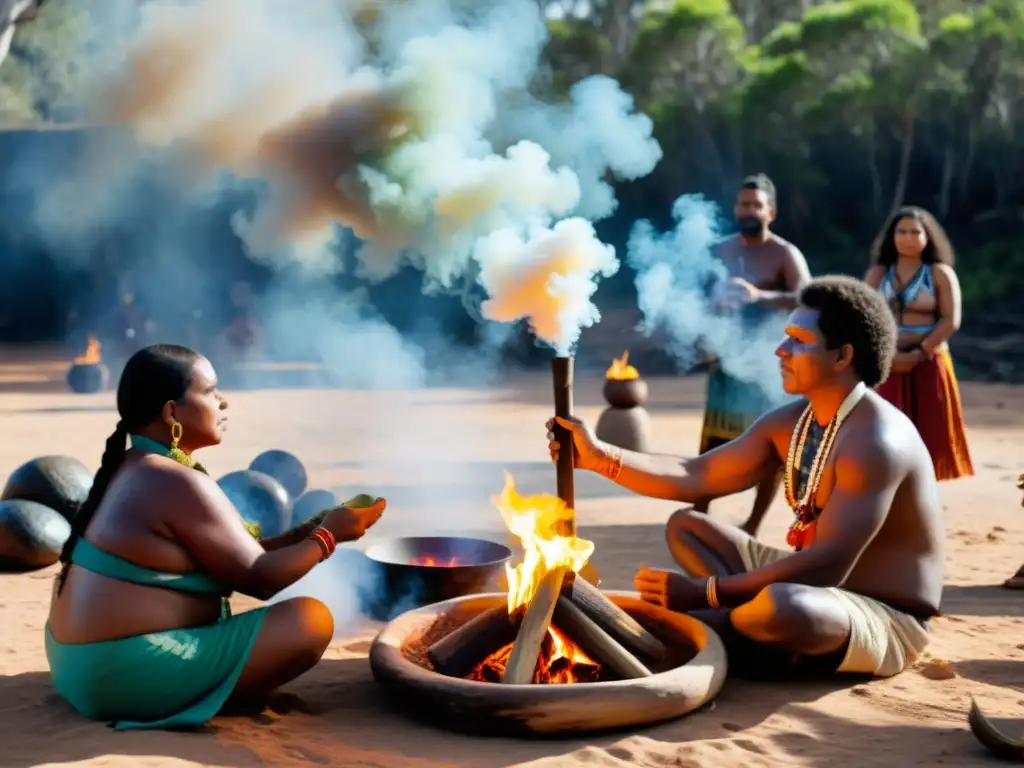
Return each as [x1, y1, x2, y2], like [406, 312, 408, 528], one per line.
[468, 622, 600, 684]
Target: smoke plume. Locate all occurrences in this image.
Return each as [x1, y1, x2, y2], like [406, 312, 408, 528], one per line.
[627, 194, 789, 401]
[476, 218, 619, 355]
[4, 0, 670, 631]
[73, 0, 661, 356]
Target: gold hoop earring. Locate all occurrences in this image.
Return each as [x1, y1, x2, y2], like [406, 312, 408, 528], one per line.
[167, 421, 200, 471]
[170, 421, 183, 450]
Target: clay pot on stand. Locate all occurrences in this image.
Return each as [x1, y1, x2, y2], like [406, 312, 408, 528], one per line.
[596, 377, 652, 453]
[66, 336, 109, 394]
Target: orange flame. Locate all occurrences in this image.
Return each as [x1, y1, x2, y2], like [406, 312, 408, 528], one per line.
[605, 350, 639, 381]
[492, 472, 593, 616]
[74, 336, 102, 365]
[463, 473, 602, 684]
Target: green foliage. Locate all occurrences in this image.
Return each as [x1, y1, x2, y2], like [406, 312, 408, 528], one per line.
[0, 0, 94, 123]
[3, 0, 1024, 308]
[562, 0, 1024, 307]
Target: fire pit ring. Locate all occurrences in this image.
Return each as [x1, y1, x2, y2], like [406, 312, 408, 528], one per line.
[369, 591, 728, 737]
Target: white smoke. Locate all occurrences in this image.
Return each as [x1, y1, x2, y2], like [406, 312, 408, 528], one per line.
[66, 0, 661, 349]
[628, 194, 789, 400]
[477, 218, 619, 355]
[7, 0, 666, 389]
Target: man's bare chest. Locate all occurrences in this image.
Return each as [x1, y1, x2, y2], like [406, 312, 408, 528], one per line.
[720, 252, 786, 289]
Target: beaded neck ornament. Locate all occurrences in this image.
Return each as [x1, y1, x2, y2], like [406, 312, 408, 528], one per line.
[783, 382, 867, 550]
[130, 434, 209, 474]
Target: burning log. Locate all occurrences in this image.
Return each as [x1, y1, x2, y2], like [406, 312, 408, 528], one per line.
[426, 605, 521, 678]
[563, 576, 668, 663]
[553, 596, 651, 679]
[502, 567, 567, 684]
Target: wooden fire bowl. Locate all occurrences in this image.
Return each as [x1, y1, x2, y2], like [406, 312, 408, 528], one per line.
[369, 591, 728, 737]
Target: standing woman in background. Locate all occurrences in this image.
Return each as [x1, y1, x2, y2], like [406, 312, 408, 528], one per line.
[865, 206, 974, 481]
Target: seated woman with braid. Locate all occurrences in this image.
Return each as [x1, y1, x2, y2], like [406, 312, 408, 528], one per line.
[547, 277, 944, 679]
[46, 344, 386, 730]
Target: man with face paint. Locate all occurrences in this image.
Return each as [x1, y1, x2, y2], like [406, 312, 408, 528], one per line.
[696, 174, 812, 535]
[546, 276, 943, 680]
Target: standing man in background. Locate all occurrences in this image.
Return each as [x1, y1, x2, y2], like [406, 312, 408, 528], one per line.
[697, 174, 812, 534]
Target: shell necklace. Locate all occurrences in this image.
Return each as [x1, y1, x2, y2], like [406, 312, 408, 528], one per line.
[784, 382, 867, 550]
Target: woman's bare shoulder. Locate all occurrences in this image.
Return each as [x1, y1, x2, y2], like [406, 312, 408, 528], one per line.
[118, 455, 221, 504]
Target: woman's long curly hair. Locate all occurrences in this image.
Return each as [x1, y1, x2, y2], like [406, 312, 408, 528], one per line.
[870, 206, 956, 268]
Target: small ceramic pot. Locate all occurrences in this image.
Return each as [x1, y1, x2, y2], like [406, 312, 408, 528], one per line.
[602, 377, 649, 409]
[66, 363, 109, 394]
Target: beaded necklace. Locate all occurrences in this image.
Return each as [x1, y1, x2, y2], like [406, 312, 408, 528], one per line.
[130, 434, 208, 474]
[783, 382, 867, 550]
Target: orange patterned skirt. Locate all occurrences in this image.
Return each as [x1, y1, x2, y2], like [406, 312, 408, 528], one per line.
[875, 349, 974, 480]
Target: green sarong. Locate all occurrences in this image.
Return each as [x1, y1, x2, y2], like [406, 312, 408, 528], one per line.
[46, 539, 266, 731]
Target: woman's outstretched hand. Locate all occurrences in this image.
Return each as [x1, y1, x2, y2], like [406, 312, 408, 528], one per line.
[321, 497, 387, 543]
[546, 416, 606, 472]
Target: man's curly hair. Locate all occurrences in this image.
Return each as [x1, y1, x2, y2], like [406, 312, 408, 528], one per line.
[799, 275, 897, 388]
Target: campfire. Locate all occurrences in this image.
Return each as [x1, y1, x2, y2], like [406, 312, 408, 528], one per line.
[463, 473, 603, 685]
[397, 358, 669, 686]
[605, 350, 639, 381]
[406, 469, 668, 686]
[74, 336, 102, 366]
[369, 356, 728, 736]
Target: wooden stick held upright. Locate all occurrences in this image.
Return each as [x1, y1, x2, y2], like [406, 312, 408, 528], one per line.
[500, 356, 578, 684]
[551, 356, 576, 532]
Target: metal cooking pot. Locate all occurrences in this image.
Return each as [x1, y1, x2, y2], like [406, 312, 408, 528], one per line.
[358, 536, 512, 621]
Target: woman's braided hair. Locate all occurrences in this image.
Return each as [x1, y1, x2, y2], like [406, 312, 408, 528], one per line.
[56, 344, 201, 592]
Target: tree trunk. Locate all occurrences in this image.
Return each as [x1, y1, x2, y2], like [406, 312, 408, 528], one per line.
[889, 109, 916, 215]
[938, 139, 955, 219]
[958, 119, 978, 204]
[866, 126, 883, 216]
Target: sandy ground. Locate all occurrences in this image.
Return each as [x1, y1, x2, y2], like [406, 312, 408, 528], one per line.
[0, 348, 1022, 767]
